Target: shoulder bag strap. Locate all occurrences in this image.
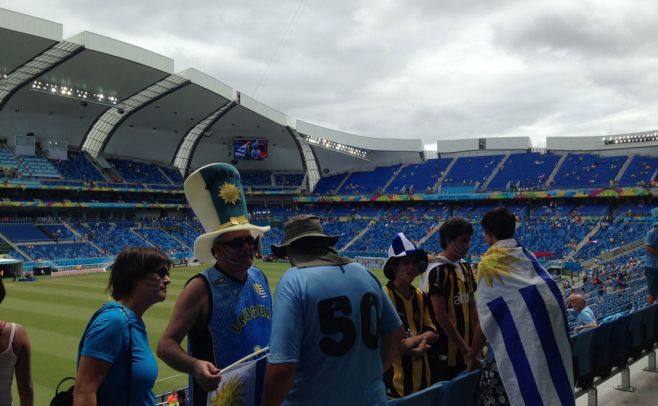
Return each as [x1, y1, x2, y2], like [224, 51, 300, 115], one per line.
[117, 306, 133, 405]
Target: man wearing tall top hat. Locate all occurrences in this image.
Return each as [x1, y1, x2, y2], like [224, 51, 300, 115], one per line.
[158, 163, 271, 406]
[262, 215, 403, 406]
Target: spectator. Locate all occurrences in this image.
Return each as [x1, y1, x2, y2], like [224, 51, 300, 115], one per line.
[158, 163, 271, 406]
[569, 294, 597, 334]
[0, 278, 33, 406]
[419, 216, 478, 382]
[644, 221, 658, 304]
[382, 233, 439, 398]
[263, 215, 403, 405]
[166, 389, 179, 405]
[74, 247, 172, 406]
[469, 207, 574, 406]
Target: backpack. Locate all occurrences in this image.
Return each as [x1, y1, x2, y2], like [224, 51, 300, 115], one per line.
[50, 305, 133, 406]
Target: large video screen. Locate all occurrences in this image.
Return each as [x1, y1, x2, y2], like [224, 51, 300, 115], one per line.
[233, 138, 268, 161]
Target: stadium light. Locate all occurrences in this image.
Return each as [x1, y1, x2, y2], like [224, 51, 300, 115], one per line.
[29, 80, 119, 106]
[603, 131, 658, 145]
[301, 134, 370, 160]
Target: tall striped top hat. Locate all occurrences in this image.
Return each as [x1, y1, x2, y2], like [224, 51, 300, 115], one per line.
[184, 163, 269, 263]
[383, 232, 428, 279]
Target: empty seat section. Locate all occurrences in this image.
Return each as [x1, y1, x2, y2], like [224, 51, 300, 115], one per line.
[441, 155, 504, 187]
[338, 165, 399, 194]
[618, 155, 658, 187]
[488, 152, 560, 190]
[386, 158, 453, 193]
[551, 154, 626, 188]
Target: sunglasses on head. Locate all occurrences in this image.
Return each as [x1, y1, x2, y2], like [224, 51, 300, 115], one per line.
[220, 236, 257, 249]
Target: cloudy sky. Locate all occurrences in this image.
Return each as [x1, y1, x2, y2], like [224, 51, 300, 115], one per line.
[3, 0, 658, 148]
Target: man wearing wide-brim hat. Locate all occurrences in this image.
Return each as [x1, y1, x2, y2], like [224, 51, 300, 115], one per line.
[158, 163, 272, 406]
[262, 215, 404, 406]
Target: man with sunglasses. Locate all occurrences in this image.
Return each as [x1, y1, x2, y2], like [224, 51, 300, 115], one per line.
[158, 163, 271, 406]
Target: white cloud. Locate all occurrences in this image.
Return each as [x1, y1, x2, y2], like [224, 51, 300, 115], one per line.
[2, 0, 658, 147]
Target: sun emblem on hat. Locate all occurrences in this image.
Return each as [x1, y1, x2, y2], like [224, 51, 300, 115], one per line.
[219, 182, 240, 205]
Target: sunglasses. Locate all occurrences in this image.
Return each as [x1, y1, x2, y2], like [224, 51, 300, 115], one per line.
[154, 267, 170, 279]
[220, 236, 257, 249]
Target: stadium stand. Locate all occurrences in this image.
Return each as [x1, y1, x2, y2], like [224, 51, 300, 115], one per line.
[109, 158, 171, 184]
[441, 155, 504, 187]
[18, 155, 61, 178]
[274, 173, 304, 187]
[487, 152, 561, 191]
[385, 158, 453, 193]
[18, 242, 103, 261]
[551, 153, 627, 188]
[0, 223, 52, 242]
[313, 173, 349, 194]
[338, 165, 399, 194]
[618, 155, 658, 187]
[52, 151, 106, 182]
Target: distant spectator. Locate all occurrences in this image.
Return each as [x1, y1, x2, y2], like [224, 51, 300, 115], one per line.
[569, 294, 597, 334]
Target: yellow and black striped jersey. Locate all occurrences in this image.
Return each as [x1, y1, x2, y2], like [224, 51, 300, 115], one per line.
[420, 258, 476, 367]
[383, 283, 437, 398]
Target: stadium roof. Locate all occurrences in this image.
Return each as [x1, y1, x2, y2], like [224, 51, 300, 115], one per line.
[0, 7, 427, 176]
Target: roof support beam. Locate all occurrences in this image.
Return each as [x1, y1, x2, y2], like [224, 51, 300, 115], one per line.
[0, 41, 82, 111]
[173, 100, 237, 177]
[287, 126, 321, 191]
[81, 74, 189, 157]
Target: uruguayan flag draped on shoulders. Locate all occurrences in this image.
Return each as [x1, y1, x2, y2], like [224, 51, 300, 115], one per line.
[476, 239, 574, 406]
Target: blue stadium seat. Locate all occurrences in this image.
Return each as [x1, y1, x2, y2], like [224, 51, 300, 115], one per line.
[570, 327, 596, 388]
[627, 307, 649, 359]
[488, 152, 560, 191]
[618, 155, 658, 187]
[608, 314, 632, 368]
[388, 381, 444, 405]
[441, 155, 503, 187]
[591, 322, 615, 378]
[439, 370, 480, 406]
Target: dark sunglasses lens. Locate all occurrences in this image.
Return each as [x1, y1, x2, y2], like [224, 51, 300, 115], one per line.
[156, 268, 170, 278]
[225, 237, 256, 248]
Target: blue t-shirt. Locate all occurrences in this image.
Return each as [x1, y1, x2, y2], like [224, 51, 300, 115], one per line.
[269, 262, 402, 406]
[575, 306, 596, 331]
[645, 228, 658, 268]
[78, 302, 158, 406]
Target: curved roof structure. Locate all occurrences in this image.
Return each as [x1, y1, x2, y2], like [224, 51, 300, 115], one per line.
[0, 7, 426, 179]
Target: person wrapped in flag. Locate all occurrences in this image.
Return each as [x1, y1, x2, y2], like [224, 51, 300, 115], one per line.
[468, 207, 574, 406]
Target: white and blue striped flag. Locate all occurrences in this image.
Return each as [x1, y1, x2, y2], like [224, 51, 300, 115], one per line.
[476, 239, 574, 406]
[207, 348, 268, 406]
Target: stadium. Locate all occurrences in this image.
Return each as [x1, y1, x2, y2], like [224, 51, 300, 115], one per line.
[0, 6, 657, 405]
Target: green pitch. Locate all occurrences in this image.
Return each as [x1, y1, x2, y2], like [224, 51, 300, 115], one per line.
[3, 260, 386, 404]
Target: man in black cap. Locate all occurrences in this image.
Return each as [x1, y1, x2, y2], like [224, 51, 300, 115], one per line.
[262, 215, 403, 406]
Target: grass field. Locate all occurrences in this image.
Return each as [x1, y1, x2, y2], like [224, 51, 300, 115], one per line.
[3, 260, 387, 404]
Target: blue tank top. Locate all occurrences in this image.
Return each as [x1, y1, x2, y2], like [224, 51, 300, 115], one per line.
[188, 265, 272, 405]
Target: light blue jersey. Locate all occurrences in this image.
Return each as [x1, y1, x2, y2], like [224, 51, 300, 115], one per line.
[269, 262, 402, 406]
[188, 265, 272, 405]
[645, 228, 658, 268]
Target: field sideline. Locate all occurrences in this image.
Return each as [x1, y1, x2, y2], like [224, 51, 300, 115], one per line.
[4, 260, 387, 404]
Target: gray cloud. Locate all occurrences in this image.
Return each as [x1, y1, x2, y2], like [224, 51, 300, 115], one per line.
[2, 0, 658, 148]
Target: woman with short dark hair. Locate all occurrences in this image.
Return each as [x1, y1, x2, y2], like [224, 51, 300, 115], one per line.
[74, 247, 172, 406]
